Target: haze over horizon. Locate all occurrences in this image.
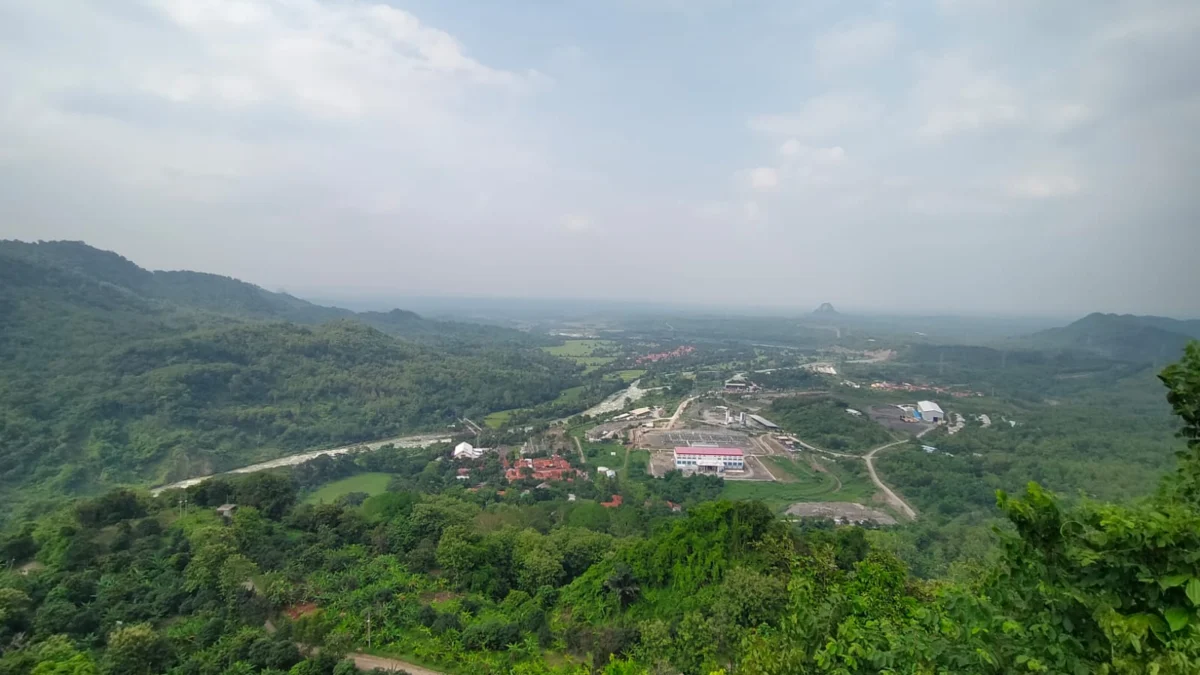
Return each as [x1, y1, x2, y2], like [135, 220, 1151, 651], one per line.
[1, 0, 1197, 316]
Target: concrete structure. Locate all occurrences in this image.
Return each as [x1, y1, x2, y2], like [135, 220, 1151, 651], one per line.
[216, 504, 238, 521]
[629, 406, 653, 418]
[845, 408, 863, 417]
[673, 447, 745, 473]
[747, 414, 780, 429]
[453, 442, 490, 460]
[596, 466, 616, 478]
[916, 401, 944, 423]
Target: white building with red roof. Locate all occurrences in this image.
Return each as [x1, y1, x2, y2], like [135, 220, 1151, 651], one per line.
[673, 447, 744, 473]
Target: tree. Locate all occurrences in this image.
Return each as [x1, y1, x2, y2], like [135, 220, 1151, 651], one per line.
[28, 635, 98, 675]
[605, 564, 639, 609]
[1160, 341, 1200, 501]
[235, 473, 296, 520]
[100, 624, 170, 675]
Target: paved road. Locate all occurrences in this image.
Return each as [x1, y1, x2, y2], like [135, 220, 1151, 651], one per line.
[350, 653, 444, 674]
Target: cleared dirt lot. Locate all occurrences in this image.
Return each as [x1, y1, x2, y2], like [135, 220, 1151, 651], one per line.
[784, 501, 897, 525]
[868, 406, 935, 435]
[642, 429, 751, 449]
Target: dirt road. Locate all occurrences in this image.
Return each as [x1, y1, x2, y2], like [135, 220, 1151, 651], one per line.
[350, 653, 443, 674]
[863, 440, 915, 520]
[770, 429, 925, 521]
[667, 396, 697, 430]
[861, 426, 933, 520]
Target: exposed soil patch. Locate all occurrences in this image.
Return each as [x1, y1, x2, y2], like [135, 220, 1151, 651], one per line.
[284, 603, 319, 620]
[785, 501, 897, 525]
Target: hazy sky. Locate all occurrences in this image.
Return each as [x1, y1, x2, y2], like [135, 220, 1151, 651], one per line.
[1, 0, 1197, 316]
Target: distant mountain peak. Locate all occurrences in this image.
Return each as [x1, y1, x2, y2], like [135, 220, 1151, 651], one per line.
[1030, 312, 1200, 364]
[813, 303, 839, 316]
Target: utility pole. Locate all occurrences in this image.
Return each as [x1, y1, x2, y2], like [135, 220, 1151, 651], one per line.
[366, 611, 371, 649]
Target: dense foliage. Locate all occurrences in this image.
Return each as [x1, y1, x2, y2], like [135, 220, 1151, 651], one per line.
[4, 240, 1200, 674]
[767, 396, 894, 452]
[0, 342, 1195, 673]
[0, 241, 578, 521]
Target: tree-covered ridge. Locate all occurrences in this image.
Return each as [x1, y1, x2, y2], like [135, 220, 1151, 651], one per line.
[0, 241, 581, 518]
[1028, 312, 1200, 365]
[0, 240, 548, 348]
[767, 396, 894, 452]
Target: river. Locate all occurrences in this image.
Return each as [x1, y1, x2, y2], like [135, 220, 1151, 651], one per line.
[150, 433, 452, 494]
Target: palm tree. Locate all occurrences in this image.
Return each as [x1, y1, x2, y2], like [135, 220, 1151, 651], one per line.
[605, 563, 640, 609]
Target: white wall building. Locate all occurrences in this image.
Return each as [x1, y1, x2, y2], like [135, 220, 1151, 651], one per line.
[673, 447, 744, 473]
[453, 442, 488, 459]
[916, 401, 944, 423]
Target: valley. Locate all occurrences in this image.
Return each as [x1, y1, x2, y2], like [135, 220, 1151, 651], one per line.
[0, 241, 1196, 675]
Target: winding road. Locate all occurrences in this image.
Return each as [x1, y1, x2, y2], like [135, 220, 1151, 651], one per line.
[863, 440, 916, 519]
[778, 426, 934, 521]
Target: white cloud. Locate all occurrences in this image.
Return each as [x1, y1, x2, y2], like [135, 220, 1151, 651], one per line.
[813, 20, 897, 72]
[0, 0, 550, 212]
[748, 167, 779, 191]
[779, 140, 847, 163]
[1010, 174, 1083, 198]
[913, 54, 1024, 139]
[749, 92, 882, 139]
[1040, 102, 1094, 132]
[562, 214, 592, 232]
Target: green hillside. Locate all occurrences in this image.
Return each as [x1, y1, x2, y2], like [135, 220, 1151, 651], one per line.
[0, 241, 576, 518]
[1030, 312, 1197, 364]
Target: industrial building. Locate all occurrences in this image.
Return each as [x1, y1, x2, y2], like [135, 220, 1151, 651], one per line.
[673, 447, 744, 473]
[747, 414, 779, 429]
[916, 401, 944, 423]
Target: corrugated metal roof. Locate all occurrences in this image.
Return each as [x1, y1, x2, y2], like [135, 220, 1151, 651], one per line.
[917, 400, 943, 413]
[747, 414, 780, 428]
[674, 447, 744, 456]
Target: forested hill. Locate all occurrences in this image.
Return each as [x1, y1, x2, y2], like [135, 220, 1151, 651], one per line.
[0, 240, 577, 518]
[0, 240, 545, 349]
[1029, 312, 1200, 365]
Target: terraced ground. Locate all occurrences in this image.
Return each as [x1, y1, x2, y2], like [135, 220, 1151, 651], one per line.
[721, 456, 873, 511]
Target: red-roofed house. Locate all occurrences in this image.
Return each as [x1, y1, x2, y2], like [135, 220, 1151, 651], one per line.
[601, 494, 623, 508]
[504, 455, 579, 482]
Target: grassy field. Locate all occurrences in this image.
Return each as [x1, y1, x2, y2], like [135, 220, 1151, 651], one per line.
[625, 449, 650, 477]
[553, 385, 587, 404]
[581, 440, 624, 469]
[304, 473, 393, 504]
[483, 409, 515, 429]
[544, 340, 620, 374]
[722, 456, 871, 511]
[611, 369, 647, 383]
[543, 340, 615, 357]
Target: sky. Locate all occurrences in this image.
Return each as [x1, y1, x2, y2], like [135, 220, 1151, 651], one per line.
[0, 0, 1198, 317]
